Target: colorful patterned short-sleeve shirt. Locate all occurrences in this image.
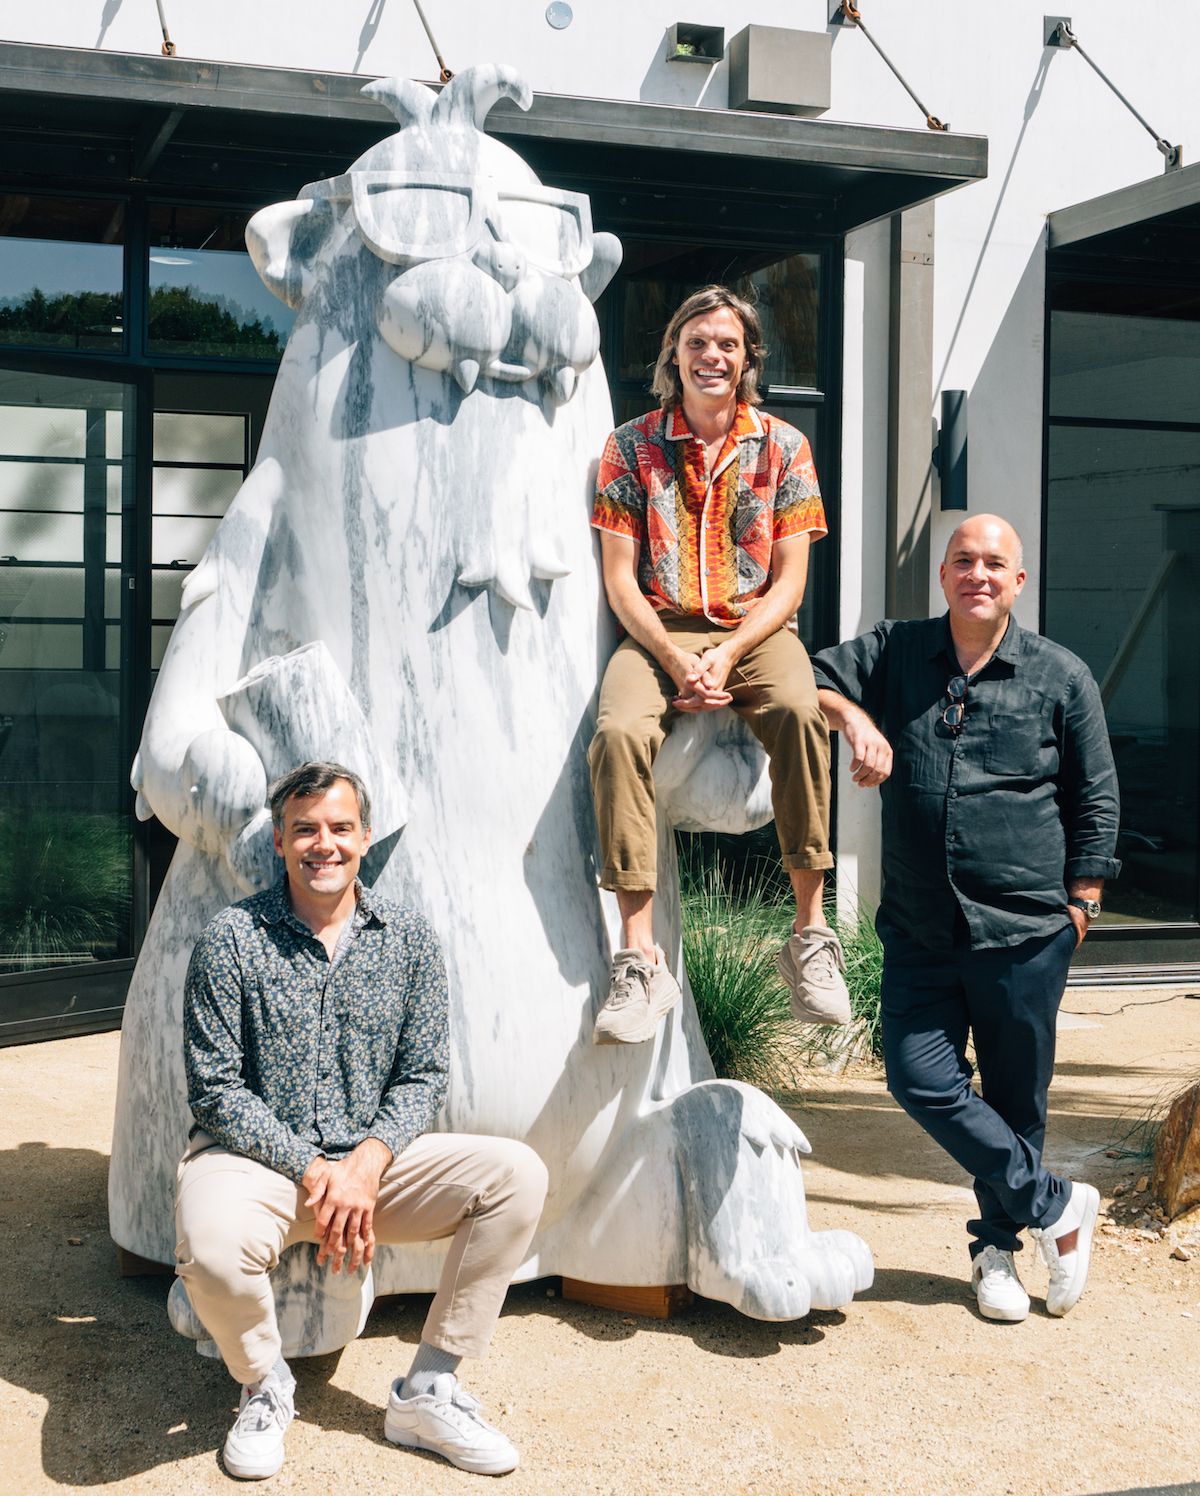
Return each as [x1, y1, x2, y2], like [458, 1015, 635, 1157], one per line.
[591, 401, 827, 627]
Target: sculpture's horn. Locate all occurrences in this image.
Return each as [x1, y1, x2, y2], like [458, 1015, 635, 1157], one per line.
[431, 63, 532, 129]
[361, 75, 437, 127]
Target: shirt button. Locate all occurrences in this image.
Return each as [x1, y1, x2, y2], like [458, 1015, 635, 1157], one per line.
[950, 790, 958, 799]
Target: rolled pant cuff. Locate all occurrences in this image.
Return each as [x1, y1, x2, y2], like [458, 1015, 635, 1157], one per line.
[419, 1325, 492, 1361]
[600, 869, 657, 892]
[781, 853, 834, 872]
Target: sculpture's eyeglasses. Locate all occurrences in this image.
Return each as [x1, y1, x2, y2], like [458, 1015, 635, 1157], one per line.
[302, 171, 594, 280]
[942, 675, 968, 733]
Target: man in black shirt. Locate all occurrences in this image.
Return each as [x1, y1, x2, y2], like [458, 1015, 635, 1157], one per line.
[811, 514, 1119, 1323]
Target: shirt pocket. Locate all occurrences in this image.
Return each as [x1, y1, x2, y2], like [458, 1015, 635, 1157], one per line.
[986, 712, 1057, 777]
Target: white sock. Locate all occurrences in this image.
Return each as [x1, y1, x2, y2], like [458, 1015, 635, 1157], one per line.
[401, 1340, 462, 1399]
[251, 1353, 294, 1396]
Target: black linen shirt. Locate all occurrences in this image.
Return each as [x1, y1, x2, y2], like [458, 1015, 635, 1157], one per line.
[810, 615, 1121, 952]
[183, 879, 449, 1184]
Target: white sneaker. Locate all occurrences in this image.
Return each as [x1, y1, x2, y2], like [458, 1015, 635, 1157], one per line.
[223, 1366, 295, 1480]
[385, 1372, 519, 1475]
[777, 925, 852, 1025]
[1032, 1181, 1100, 1316]
[970, 1244, 1030, 1322]
[593, 945, 681, 1045]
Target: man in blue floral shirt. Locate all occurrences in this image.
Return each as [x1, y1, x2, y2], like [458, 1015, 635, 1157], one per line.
[177, 761, 548, 1481]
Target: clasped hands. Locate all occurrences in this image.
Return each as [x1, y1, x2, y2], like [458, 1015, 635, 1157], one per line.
[671, 646, 735, 713]
[300, 1136, 392, 1275]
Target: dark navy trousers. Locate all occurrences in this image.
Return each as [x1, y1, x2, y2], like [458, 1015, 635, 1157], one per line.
[878, 919, 1077, 1257]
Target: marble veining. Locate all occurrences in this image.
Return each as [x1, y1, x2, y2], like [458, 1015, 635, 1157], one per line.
[110, 62, 872, 1361]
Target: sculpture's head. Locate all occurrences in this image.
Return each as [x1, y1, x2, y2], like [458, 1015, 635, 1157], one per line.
[246, 64, 621, 407]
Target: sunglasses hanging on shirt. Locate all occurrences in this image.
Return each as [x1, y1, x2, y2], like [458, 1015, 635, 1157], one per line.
[942, 675, 968, 733]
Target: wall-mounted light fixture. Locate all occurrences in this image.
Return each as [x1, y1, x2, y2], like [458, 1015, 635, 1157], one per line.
[665, 23, 725, 64]
[933, 390, 967, 511]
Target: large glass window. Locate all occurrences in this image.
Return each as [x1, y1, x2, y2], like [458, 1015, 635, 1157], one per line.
[148, 205, 295, 361]
[151, 408, 249, 667]
[0, 195, 126, 354]
[1045, 276, 1200, 928]
[0, 368, 135, 972]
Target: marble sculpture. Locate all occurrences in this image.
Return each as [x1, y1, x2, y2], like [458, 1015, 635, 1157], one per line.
[109, 63, 873, 1360]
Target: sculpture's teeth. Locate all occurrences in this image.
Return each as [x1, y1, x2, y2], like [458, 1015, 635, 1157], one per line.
[545, 365, 577, 405]
[452, 358, 480, 394]
[130, 750, 143, 791]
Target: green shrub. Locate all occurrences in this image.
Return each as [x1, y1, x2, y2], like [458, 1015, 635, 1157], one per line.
[681, 866, 798, 1089]
[0, 811, 131, 967]
[679, 851, 885, 1088]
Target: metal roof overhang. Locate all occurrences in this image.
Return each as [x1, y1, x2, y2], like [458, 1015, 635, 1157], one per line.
[0, 41, 987, 239]
[1049, 160, 1200, 271]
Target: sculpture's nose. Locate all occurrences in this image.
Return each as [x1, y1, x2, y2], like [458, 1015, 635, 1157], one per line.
[472, 234, 526, 294]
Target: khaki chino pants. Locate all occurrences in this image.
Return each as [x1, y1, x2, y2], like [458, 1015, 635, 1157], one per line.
[175, 1131, 549, 1386]
[588, 617, 833, 891]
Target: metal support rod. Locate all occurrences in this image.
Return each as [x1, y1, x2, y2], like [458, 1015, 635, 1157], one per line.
[1050, 20, 1180, 170]
[835, 2, 948, 132]
[412, 0, 454, 83]
[154, 0, 177, 56]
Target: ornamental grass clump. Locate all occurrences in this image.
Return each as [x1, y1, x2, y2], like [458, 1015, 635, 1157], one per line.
[680, 867, 799, 1091]
[0, 811, 132, 969]
[680, 855, 885, 1090]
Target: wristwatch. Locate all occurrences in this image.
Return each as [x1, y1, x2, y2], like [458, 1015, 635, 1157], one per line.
[1068, 897, 1102, 920]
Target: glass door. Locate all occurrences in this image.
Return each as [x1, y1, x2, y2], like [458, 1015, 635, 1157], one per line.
[0, 365, 139, 1034]
[1044, 275, 1200, 959]
[597, 240, 831, 651]
[140, 372, 273, 915]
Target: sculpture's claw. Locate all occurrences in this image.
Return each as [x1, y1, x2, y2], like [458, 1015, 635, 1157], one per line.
[181, 556, 218, 610]
[135, 788, 153, 822]
[529, 545, 571, 580]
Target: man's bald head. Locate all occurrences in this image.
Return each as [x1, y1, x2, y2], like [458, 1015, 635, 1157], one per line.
[940, 513, 1026, 629]
[944, 514, 1023, 570]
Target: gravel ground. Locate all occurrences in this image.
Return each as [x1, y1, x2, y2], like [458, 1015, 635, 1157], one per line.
[1, 987, 1198, 1496]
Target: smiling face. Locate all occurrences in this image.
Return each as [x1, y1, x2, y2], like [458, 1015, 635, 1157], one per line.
[940, 515, 1026, 627]
[273, 779, 371, 904]
[672, 307, 749, 413]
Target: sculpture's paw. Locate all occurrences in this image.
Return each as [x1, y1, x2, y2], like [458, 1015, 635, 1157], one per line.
[654, 710, 774, 836]
[668, 1080, 874, 1321]
[176, 728, 269, 863]
[810, 1227, 875, 1299]
[168, 1276, 222, 1360]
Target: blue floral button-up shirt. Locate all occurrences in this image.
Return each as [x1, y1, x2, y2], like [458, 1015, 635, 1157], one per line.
[183, 880, 449, 1184]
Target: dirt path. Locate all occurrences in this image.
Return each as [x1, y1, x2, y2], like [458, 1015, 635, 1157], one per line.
[1, 989, 1198, 1495]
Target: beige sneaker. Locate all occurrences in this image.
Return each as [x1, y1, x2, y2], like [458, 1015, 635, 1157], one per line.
[777, 925, 852, 1025]
[593, 945, 682, 1045]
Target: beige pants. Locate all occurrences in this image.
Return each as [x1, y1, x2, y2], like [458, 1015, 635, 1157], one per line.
[588, 617, 834, 891]
[175, 1131, 549, 1385]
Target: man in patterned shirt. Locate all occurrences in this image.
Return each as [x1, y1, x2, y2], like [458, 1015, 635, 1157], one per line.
[176, 761, 548, 1480]
[588, 285, 850, 1044]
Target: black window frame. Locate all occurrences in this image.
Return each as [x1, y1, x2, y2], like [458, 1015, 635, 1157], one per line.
[1042, 247, 1200, 969]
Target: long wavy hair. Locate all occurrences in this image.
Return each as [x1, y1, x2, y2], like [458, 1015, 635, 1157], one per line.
[650, 285, 766, 411]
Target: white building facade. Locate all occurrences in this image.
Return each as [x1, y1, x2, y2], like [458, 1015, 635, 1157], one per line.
[1, 1, 1197, 1038]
